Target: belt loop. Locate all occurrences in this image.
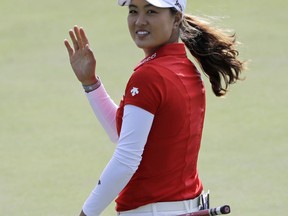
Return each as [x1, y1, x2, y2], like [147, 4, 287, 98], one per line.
[183, 200, 190, 212]
[189, 199, 193, 212]
[152, 203, 157, 216]
[189, 197, 199, 212]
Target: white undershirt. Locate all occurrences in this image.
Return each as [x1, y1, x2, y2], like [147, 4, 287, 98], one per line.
[86, 84, 119, 143]
[83, 84, 154, 216]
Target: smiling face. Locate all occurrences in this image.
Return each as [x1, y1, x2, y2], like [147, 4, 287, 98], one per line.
[127, 0, 181, 56]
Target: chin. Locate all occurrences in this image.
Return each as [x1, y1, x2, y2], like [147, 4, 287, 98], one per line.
[134, 41, 156, 52]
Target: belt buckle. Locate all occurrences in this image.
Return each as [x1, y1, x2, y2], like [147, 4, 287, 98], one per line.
[199, 190, 210, 210]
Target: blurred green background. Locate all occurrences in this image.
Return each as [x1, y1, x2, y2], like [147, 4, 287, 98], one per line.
[0, 0, 287, 215]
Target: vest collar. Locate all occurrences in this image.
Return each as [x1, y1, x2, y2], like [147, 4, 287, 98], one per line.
[134, 43, 186, 71]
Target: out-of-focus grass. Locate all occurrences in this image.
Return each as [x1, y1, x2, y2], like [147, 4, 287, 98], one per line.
[0, 0, 287, 215]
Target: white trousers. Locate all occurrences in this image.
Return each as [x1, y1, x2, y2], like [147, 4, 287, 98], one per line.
[117, 197, 200, 216]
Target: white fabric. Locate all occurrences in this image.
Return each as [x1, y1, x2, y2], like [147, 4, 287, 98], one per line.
[86, 84, 119, 143]
[82, 105, 154, 216]
[117, 198, 200, 216]
[117, 0, 186, 13]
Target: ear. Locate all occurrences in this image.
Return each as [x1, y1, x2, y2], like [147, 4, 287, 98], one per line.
[173, 12, 182, 28]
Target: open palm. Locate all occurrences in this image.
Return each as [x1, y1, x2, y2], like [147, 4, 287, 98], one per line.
[64, 26, 97, 85]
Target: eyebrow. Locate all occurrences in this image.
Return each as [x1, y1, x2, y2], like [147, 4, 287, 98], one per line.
[129, 3, 154, 8]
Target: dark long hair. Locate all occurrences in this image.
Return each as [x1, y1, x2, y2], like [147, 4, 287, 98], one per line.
[171, 9, 246, 96]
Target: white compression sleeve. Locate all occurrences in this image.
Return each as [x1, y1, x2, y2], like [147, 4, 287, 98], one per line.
[82, 105, 154, 216]
[86, 84, 119, 143]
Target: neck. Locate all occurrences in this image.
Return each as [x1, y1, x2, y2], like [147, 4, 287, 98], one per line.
[143, 31, 180, 57]
[144, 42, 180, 57]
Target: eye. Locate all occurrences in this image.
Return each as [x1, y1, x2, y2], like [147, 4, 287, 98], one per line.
[129, 9, 137, 14]
[147, 10, 157, 14]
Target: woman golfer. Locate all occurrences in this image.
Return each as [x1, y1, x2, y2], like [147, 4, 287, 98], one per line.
[64, 0, 245, 215]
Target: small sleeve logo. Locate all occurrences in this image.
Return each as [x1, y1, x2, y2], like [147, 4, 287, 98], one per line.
[131, 87, 139, 96]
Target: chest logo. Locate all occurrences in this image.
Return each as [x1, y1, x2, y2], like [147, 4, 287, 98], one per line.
[131, 87, 139, 96]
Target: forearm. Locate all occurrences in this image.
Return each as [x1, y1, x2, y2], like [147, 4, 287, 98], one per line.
[82, 155, 137, 216]
[86, 83, 119, 143]
[81, 105, 154, 216]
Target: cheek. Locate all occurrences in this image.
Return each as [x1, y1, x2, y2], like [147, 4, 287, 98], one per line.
[156, 23, 174, 39]
[127, 18, 135, 37]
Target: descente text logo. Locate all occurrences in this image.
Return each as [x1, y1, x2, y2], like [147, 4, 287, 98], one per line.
[139, 53, 157, 66]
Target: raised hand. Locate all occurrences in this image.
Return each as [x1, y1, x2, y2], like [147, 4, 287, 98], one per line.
[64, 26, 97, 85]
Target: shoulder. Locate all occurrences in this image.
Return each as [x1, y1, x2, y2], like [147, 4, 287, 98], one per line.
[124, 65, 165, 115]
[131, 63, 169, 83]
[134, 64, 161, 77]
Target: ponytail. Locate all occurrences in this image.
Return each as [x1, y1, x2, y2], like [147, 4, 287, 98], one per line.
[179, 14, 246, 97]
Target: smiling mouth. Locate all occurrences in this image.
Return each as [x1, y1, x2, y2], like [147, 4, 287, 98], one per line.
[136, 30, 150, 36]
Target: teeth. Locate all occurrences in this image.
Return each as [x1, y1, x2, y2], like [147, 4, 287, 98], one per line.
[137, 31, 149, 35]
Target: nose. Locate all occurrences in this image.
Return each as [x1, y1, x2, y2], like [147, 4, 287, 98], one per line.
[135, 14, 148, 26]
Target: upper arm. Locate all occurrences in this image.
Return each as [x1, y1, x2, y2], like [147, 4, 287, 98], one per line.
[114, 105, 154, 171]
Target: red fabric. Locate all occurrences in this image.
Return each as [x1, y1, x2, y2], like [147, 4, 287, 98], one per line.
[116, 43, 206, 211]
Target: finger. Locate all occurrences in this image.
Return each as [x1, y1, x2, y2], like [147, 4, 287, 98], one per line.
[80, 27, 89, 46]
[85, 44, 95, 58]
[74, 25, 84, 49]
[64, 39, 74, 57]
[69, 29, 79, 51]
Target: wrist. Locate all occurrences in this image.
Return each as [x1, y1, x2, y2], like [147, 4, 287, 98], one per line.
[81, 76, 98, 86]
[82, 76, 101, 93]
